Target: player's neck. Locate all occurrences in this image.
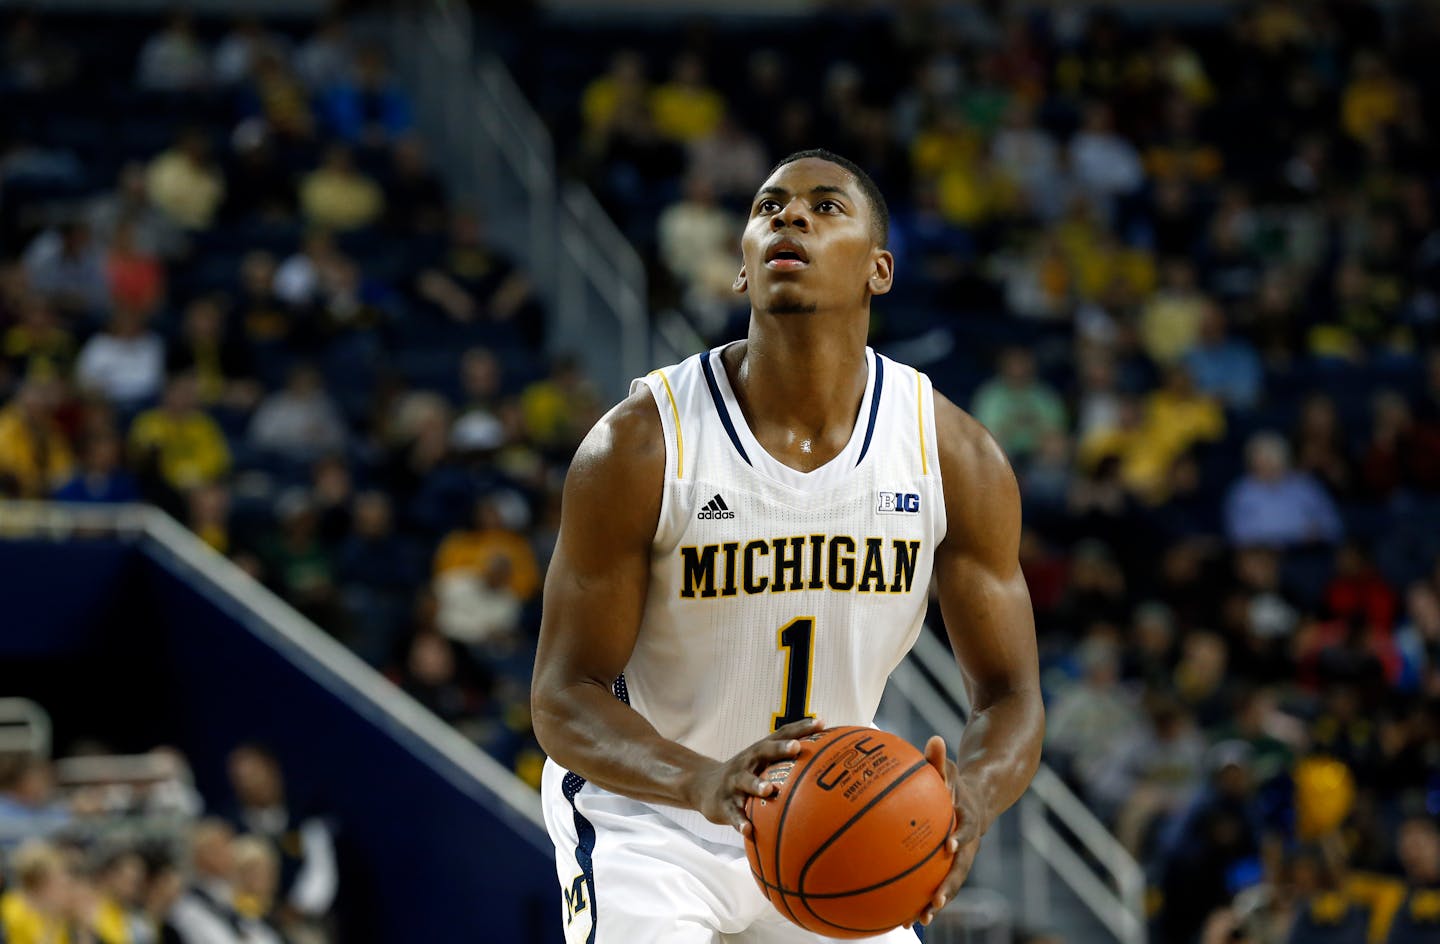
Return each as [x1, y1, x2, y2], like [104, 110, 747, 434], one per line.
[728, 313, 870, 434]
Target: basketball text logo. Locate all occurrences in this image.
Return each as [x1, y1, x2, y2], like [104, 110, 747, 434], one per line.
[876, 491, 920, 514]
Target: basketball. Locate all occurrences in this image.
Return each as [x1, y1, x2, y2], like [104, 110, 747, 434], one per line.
[744, 726, 956, 938]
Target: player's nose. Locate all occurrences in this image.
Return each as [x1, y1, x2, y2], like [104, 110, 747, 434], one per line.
[772, 198, 810, 231]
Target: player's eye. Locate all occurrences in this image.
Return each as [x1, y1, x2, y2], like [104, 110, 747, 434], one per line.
[757, 199, 781, 214]
[816, 200, 841, 213]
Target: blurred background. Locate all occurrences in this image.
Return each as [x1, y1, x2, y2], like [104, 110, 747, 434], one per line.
[1, 0, 1439, 942]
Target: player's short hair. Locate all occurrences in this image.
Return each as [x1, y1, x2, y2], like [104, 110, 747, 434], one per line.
[769, 149, 890, 248]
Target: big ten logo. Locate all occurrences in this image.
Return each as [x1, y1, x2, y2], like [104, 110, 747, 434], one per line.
[564, 874, 588, 924]
[876, 492, 920, 514]
[816, 736, 888, 791]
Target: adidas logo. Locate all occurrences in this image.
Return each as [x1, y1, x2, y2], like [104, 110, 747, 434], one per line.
[696, 494, 735, 520]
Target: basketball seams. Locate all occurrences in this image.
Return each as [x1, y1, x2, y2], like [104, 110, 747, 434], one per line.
[770, 727, 872, 925]
[748, 830, 949, 898]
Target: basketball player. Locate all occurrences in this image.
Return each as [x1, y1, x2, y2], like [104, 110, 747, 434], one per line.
[532, 150, 1043, 942]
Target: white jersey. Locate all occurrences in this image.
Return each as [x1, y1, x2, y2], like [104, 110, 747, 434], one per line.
[611, 342, 946, 844]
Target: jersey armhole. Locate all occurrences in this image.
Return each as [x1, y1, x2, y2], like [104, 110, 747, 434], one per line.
[630, 371, 682, 547]
[917, 370, 948, 544]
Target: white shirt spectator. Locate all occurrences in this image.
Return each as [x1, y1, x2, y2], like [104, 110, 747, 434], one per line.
[137, 20, 210, 91]
[249, 374, 348, 460]
[1069, 105, 1143, 220]
[273, 251, 319, 307]
[168, 880, 241, 944]
[76, 328, 165, 405]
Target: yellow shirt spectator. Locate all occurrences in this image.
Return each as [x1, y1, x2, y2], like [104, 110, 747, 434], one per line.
[129, 400, 231, 491]
[0, 392, 75, 499]
[1082, 379, 1224, 501]
[1342, 55, 1401, 142]
[649, 84, 724, 142]
[300, 149, 385, 232]
[146, 138, 225, 231]
[0, 890, 69, 944]
[434, 528, 540, 600]
[2, 842, 70, 944]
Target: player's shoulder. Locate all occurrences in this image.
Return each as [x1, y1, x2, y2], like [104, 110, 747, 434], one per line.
[569, 387, 665, 484]
[931, 390, 1018, 501]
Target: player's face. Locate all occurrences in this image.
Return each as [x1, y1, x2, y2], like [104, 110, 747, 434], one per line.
[735, 158, 893, 316]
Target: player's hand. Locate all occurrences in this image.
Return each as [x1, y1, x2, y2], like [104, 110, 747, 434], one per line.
[686, 717, 824, 833]
[912, 735, 986, 928]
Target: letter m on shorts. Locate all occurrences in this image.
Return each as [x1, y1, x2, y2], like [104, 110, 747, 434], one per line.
[564, 873, 588, 923]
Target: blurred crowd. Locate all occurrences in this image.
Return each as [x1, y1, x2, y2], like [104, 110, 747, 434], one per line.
[0, 744, 336, 944]
[0, 9, 593, 795]
[532, 1, 1440, 942]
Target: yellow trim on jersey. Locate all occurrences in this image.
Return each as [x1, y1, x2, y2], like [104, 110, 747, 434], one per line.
[651, 369, 684, 479]
[916, 372, 929, 475]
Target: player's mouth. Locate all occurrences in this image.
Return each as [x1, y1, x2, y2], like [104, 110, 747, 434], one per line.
[764, 238, 810, 271]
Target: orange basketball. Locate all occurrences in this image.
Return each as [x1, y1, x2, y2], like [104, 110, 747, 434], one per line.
[744, 726, 956, 938]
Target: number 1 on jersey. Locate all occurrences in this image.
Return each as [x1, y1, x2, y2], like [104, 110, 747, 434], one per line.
[771, 616, 816, 730]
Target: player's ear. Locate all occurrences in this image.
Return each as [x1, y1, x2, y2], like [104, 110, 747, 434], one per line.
[868, 249, 894, 297]
[733, 263, 748, 295]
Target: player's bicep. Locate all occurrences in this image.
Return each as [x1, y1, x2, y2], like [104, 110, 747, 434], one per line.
[932, 396, 1040, 707]
[534, 392, 664, 692]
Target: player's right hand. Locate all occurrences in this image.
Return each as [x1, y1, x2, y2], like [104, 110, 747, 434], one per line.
[686, 718, 824, 833]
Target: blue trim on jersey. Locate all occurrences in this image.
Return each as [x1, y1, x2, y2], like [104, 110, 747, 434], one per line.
[855, 351, 884, 466]
[556, 677, 627, 944]
[700, 350, 752, 466]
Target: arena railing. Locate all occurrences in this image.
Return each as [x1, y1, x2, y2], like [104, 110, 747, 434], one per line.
[0, 500, 547, 833]
[388, 2, 651, 398]
[887, 629, 1147, 944]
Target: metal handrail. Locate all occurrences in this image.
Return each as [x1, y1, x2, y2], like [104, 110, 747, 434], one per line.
[395, 2, 651, 396]
[905, 628, 1147, 944]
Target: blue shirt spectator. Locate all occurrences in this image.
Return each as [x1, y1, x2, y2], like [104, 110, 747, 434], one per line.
[321, 47, 412, 145]
[1225, 433, 1344, 548]
[52, 430, 139, 504]
[1184, 305, 1263, 410]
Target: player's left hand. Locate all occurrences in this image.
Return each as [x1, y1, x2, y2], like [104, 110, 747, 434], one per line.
[912, 735, 986, 928]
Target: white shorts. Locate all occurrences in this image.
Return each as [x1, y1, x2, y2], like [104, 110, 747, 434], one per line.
[541, 760, 921, 943]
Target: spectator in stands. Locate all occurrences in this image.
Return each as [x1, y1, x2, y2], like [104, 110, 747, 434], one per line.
[1225, 432, 1344, 548]
[294, 17, 353, 91]
[187, 483, 232, 554]
[1396, 582, 1440, 691]
[0, 840, 70, 944]
[1141, 259, 1209, 366]
[649, 52, 725, 143]
[520, 356, 599, 451]
[166, 820, 239, 944]
[415, 213, 542, 342]
[128, 372, 231, 493]
[321, 46, 413, 146]
[1069, 101, 1144, 222]
[3, 11, 78, 90]
[75, 305, 165, 408]
[212, 17, 284, 88]
[433, 492, 541, 602]
[89, 848, 151, 944]
[992, 100, 1064, 221]
[1091, 695, 1208, 853]
[167, 297, 260, 410]
[581, 50, 648, 146]
[971, 347, 1067, 464]
[225, 744, 337, 935]
[3, 295, 75, 381]
[106, 219, 165, 318]
[1044, 635, 1140, 787]
[384, 137, 448, 236]
[136, 11, 209, 92]
[436, 550, 523, 653]
[147, 130, 225, 231]
[1360, 391, 1440, 497]
[230, 837, 284, 944]
[227, 134, 294, 226]
[87, 163, 186, 261]
[0, 756, 70, 849]
[23, 220, 109, 316]
[1183, 304, 1263, 410]
[248, 365, 348, 462]
[686, 116, 769, 204]
[1293, 394, 1357, 500]
[259, 489, 340, 625]
[242, 51, 316, 144]
[299, 145, 384, 233]
[395, 630, 485, 730]
[657, 175, 741, 314]
[0, 374, 75, 499]
[338, 491, 421, 665]
[53, 428, 139, 504]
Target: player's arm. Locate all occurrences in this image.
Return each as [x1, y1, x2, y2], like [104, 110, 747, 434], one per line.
[919, 393, 1045, 924]
[531, 391, 817, 827]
